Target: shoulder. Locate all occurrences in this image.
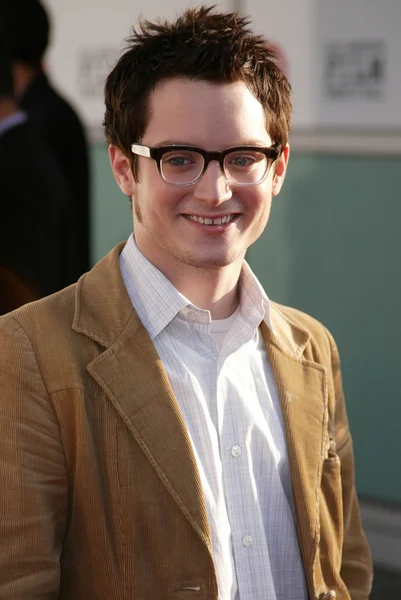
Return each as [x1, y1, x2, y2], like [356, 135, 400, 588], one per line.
[0, 122, 68, 181]
[0, 283, 90, 392]
[271, 301, 339, 365]
[0, 283, 76, 345]
[0, 245, 130, 390]
[273, 302, 328, 336]
[23, 77, 87, 142]
[33, 81, 84, 129]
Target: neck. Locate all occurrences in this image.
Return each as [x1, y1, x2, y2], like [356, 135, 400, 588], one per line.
[171, 263, 242, 319]
[13, 62, 40, 97]
[135, 237, 243, 319]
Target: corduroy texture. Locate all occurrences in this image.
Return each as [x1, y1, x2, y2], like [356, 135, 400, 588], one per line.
[0, 243, 372, 599]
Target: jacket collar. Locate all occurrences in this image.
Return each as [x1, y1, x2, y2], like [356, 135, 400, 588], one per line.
[73, 242, 133, 347]
[73, 242, 214, 557]
[73, 241, 310, 358]
[270, 302, 311, 358]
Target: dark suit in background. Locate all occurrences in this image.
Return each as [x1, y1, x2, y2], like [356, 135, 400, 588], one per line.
[0, 0, 91, 278]
[21, 72, 90, 275]
[0, 120, 76, 309]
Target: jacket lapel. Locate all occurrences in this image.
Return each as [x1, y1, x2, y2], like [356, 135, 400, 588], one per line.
[73, 244, 211, 552]
[262, 310, 329, 586]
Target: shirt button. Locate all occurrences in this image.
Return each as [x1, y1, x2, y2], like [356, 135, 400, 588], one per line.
[231, 445, 242, 458]
[242, 535, 253, 547]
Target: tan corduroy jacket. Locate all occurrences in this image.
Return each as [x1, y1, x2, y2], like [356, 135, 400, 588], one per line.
[0, 243, 372, 600]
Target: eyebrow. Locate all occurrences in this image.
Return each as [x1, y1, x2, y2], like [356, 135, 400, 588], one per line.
[147, 139, 273, 148]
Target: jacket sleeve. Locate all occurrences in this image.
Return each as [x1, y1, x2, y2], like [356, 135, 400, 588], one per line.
[0, 316, 68, 599]
[327, 329, 373, 600]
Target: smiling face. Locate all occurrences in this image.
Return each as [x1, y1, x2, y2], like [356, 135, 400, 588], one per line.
[110, 78, 289, 280]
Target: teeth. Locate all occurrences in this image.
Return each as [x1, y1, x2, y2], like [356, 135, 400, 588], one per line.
[188, 214, 234, 225]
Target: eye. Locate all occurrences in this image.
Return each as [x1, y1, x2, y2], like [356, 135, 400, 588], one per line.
[163, 151, 199, 168]
[167, 156, 192, 166]
[229, 154, 257, 167]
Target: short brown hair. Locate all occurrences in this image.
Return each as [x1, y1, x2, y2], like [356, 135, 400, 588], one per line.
[104, 5, 291, 178]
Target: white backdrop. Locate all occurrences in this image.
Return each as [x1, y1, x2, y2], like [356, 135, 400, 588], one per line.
[243, 0, 319, 129]
[43, 0, 233, 132]
[43, 0, 401, 136]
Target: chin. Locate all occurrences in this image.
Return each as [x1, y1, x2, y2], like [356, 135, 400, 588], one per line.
[178, 251, 239, 270]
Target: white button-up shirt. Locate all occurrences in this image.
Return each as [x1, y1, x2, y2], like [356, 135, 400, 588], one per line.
[120, 234, 308, 600]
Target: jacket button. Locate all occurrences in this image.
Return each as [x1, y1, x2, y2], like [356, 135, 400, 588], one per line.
[318, 592, 336, 600]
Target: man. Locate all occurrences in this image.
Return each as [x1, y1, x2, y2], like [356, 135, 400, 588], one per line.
[0, 35, 75, 309]
[0, 0, 91, 278]
[0, 6, 372, 599]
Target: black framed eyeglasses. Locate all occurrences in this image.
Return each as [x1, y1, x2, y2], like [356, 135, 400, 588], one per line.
[130, 143, 281, 186]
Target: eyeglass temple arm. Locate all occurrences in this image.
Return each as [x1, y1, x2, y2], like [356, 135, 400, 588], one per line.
[131, 144, 151, 157]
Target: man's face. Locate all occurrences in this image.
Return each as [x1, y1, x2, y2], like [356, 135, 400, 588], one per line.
[110, 78, 289, 277]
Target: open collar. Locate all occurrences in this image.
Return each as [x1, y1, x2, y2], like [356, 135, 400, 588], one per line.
[119, 234, 277, 339]
[73, 240, 310, 358]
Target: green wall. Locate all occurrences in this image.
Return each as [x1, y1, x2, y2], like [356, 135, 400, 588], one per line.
[247, 152, 401, 505]
[91, 145, 133, 264]
[91, 144, 401, 505]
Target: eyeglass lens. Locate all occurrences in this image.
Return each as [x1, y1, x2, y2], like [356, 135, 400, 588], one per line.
[160, 149, 269, 185]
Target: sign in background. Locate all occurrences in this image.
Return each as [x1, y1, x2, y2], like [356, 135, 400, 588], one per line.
[244, 0, 400, 131]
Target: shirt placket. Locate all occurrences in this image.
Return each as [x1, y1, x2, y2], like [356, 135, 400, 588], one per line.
[215, 327, 278, 600]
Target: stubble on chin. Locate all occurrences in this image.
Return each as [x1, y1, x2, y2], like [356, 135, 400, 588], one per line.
[172, 244, 245, 271]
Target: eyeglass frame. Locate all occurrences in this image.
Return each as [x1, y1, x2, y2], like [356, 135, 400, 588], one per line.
[130, 142, 282, 186]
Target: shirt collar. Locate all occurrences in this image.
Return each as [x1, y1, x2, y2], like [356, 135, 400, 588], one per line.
[119, 234, 193, 339]
[239, 261, 275, 334]
[0, 111, 27, 138]
[120, 234, 274, 339]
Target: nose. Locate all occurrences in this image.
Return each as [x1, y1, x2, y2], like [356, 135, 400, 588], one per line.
[193, 161, 232, 205]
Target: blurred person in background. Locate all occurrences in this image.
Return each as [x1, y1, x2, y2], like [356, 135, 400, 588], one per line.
[0, 6, 372, 599]
[0, 0, 91, 277]
[0, 34, 76, 312]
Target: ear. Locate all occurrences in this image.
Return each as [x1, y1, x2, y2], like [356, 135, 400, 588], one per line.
[272, 143, 290, 197]
[108, 146, 136, 196]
